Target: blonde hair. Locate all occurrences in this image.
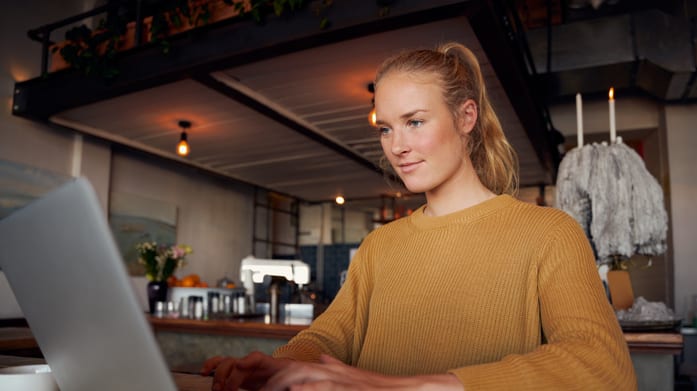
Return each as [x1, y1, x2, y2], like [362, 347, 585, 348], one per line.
[374, 42, 519, 195]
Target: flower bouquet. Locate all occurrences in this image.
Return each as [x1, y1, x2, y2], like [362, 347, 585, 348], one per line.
[136, 241, 192, 282]
[137, 241, 192, 314]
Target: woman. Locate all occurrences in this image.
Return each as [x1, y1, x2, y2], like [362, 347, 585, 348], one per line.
[202, 42, 636, 390]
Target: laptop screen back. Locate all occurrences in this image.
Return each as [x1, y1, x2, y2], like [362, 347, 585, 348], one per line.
[0, 178, 177, 391]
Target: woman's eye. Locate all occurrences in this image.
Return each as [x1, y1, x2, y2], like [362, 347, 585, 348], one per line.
[378, 126, 391, 135]
[407, 119, 424, 127]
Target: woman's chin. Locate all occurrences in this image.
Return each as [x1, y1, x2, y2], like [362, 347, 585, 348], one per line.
[401, 181, 430, 195]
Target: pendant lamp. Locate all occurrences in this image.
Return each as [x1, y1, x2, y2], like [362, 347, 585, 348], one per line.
[177, 120, 191, 157]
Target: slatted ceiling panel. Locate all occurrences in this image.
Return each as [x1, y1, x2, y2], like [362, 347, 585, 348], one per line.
[326, 127, 378, 144]
[223, 15, 547, 180]
[309, 107, 371, 126]
[225, 17, 479, 109]
[230, 149, 345, 174]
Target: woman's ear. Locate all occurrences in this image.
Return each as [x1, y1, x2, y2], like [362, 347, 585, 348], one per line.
[459, 99, 478, 135]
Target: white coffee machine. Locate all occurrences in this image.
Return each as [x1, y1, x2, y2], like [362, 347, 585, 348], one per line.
[240, 255, 311, 287]
[240, 255, 312, 321]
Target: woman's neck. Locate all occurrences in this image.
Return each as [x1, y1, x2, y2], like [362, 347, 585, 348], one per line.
[424, 171, 496, 217]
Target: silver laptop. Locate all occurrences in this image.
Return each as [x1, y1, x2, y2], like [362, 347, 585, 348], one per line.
[0, 177, 186, 390]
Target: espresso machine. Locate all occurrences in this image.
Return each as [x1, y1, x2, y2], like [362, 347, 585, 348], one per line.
[240, 255, 312, 322]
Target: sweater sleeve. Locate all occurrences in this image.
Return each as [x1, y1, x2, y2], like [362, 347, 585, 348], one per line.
[272, 239, 373, 364]
[450, 214, 637, 390]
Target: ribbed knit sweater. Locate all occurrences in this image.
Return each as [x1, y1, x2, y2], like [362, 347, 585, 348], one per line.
[274, 195, 636, 390]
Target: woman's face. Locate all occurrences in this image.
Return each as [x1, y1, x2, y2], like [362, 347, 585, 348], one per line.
[375, 71, 474, 196]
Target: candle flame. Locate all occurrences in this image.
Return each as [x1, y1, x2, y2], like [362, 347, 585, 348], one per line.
[609, 87, 615, 100]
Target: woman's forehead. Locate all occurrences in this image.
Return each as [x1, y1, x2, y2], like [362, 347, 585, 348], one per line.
[377, 69, 441, 88]
[376, 72, 443, 97]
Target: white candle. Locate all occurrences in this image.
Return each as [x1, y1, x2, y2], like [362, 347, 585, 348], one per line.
[609, 87, 616, 143]
[576, 93, 583, 148]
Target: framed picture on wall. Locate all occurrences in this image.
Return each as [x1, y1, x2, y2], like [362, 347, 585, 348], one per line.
[108, 192, 178, 276]
[0, 159, 69, 221]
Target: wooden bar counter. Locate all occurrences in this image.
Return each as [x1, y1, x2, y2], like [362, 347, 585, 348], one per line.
[0, 322, 684, 390]
[2, 321, 683, 358]
[147, 315, 311, 371]
[624, 331, 683, 354]
[623, 331, 683, 390]
[0, 327, 38, 351]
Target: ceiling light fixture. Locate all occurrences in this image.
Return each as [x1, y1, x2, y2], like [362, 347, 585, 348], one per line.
[335, 195, 345, 205]
[367, 82, 377, 127]
[177, 120, 191, 157]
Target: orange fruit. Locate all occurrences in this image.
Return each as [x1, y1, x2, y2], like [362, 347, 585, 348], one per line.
[180, 275, 196, 287]
[166, 275, 178, 287]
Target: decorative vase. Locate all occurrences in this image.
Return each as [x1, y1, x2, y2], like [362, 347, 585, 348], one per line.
[147, 280, 169, 314]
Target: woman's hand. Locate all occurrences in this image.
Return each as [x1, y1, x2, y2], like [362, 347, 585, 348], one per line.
[200, 351, 292, 391]
[262, 354, 462, 391]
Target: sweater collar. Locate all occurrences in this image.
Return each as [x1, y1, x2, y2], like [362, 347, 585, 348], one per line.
[408, 194, 516, 230]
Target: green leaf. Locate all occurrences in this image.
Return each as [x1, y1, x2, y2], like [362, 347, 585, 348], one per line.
[319, 17, 329, 29]
[273, 0, 285, 16]
[251, 8, 261, 23]
[289, 0, 304, 11]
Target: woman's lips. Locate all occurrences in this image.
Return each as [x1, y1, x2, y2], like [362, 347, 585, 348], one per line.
[398, 161, 422, 174]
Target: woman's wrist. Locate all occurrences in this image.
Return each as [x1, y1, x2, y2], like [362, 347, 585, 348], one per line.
[392, 373, 462, 391]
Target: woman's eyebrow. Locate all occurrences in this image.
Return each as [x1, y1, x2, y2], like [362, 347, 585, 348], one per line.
[375, 109, 428, 126]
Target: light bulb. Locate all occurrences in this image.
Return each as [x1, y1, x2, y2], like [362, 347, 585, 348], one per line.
[177, 132, 189, 156]
[368, 107, 377, 127]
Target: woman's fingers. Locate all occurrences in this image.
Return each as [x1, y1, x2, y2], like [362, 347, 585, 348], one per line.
[318, 354, 342, 365]
[263, 364, 320, 391]
[236, 351, 271, 370]
[200, 356, 225, 375]
[211, 358, 240, 391]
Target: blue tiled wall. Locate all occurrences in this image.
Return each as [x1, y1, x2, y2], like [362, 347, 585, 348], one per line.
[299, 244, 359, 302]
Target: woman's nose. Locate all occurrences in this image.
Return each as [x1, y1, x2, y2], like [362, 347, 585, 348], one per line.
[389, 130, 409, 155]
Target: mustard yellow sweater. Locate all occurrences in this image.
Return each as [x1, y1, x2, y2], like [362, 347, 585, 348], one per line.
[274, 195, 636, 390]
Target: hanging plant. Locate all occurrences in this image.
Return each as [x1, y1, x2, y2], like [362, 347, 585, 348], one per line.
[52, 20, 123, 78]
[50, 0, 396, 79]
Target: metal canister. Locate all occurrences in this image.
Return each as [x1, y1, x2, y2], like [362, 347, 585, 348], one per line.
[223, 294, 232, 315]
[232, 292, 239, 314]
[188, 295, 204, 320]
[154, 301, 165, 318]
[208, 291, 220, 317]
[193, 296, 204, 320]
[180, 297, 189, 318]
[237, 292, 246, 314]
